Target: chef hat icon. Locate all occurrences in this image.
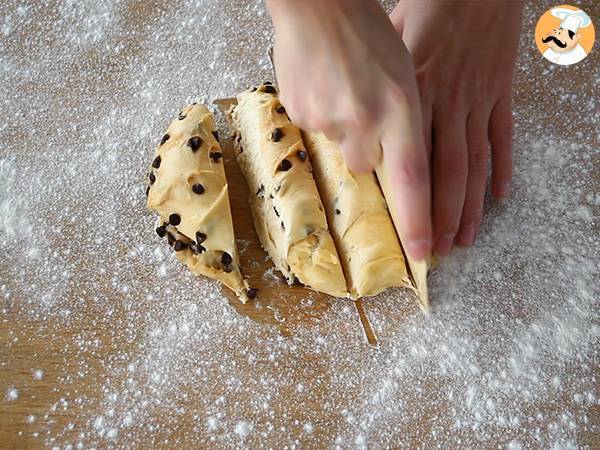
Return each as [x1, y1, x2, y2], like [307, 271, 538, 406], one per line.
[550, 8, 592, 33]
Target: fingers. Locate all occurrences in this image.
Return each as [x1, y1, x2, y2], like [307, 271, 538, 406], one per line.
[489, 94, 513, 198]
[432, 109, 468, 256]
[455, 109, 489, 247]
[420, 100, 433, 160]
[341, 132, 381, 174]
[380, 118, 432, 261]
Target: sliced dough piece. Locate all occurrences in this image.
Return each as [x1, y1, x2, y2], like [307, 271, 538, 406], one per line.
[302, 131, 411, 298]
[375, 163, 430, 310]
[228, 85, 347, 298]
[146, 103, 252, 303]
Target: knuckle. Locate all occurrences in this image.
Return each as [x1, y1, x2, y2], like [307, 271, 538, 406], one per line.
[437, 151, 468, 178]
[394, 159, 429, 186]
[469, 146, 489, 172]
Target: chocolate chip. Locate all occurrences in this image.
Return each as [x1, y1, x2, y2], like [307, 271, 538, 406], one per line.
[281, 221, 285, 231]
[156, 225, 166, 238]
[297, 150, 307, 161]
[192, 183, 205, 195]
[271, 128, 284, 142]
[166, 232, 175, 246]
[273, 206, 279, 217]
[262, 85, 277, 94]
[212, 130, 219, 142]
[255, 184, 265, 197]
[221, 252, 232, 266]
[196, 231, 207, 244]
[276, 105, 286, 114]
[188, 136, 202, 151]
[152, 155, 161, 168]
[277, 159, 292, 172]
[160, 134, 170, 145]
[178, 114, 187, 120]
[148, 172, 156, 184]
[190, 243, 206, 254]
[169, 213, 181, 226]
[264, 81, 272, 85]
[247, 288, 258, 299]
[209, 152, 223, 162]
[173, 240, 187, 252]
[335, 208, 341, 215]
[145, 186, 150, 196]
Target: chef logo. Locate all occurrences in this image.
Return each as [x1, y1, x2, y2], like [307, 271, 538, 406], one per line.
[535, 5, 595, 66]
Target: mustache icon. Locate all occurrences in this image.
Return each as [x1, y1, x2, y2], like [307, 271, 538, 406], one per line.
[542, 35, 567, 48]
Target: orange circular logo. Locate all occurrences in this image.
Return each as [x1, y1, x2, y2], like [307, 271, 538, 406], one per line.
[535, 5, 595, 66]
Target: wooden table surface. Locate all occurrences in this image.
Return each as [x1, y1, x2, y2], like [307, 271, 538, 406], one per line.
[1, 1, 598, 448]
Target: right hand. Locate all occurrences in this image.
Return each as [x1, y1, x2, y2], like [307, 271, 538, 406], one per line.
[267, 0, 432, 260]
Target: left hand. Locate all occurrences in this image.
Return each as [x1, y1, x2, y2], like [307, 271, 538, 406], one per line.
[390, 0, 524, 256]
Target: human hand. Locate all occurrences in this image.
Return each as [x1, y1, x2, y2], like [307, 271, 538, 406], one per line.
[391, 0, 524, 256]
[267, 0, 432, 260]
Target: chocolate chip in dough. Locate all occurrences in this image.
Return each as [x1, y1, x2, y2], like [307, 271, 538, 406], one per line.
[277, 159, 292, 172]
[221, 252, 232, 266]
[169, 213, 181, 226]
[190, 243, 206, 254]
[262, 85, 277, 94]
[281, 221, 285, 231]
[195, 231, 207, 244]
[276, 105, 286, 114]
[247, 288, 258, 299]
[160, 134, 170, 145]
[271, 128, 284, 142]
[188, 136, 202, 152]
[297, 150, 307, 161]
[192, 183, 205, 195]
[148, 172, 156, 184]
[166, 232, 175, 246]
[212, 130, 219, 142]
[273, 206, 279, 217]
[152, 155, 161, 168]
[155, 225, 166, 238]
[209, 152, 223, 162]
[173, 240, 187, 252]
[335, 208, 341, 215]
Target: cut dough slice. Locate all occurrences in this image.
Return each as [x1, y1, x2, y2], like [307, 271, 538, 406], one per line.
[146, 103, 252, 303]
[302, 131, 411, 298]
[228, 85, 347, 298]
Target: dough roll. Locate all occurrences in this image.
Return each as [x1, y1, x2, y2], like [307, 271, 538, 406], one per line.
[146, 103, 253, 303]
[302, 132, 411, 298]
[228, 84, 346, 298]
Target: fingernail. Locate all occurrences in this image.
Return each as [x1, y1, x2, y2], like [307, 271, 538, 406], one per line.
[434, 233, 454, 257]
[456, 227, 476, 247]
[405, 239, 431, 261]
[494, 181, 511, 198]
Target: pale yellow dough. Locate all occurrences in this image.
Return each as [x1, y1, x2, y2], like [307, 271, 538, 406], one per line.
[146, 104, 251, 303]
[303, 132, 411, 298]
[228, 86, 347, 298]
